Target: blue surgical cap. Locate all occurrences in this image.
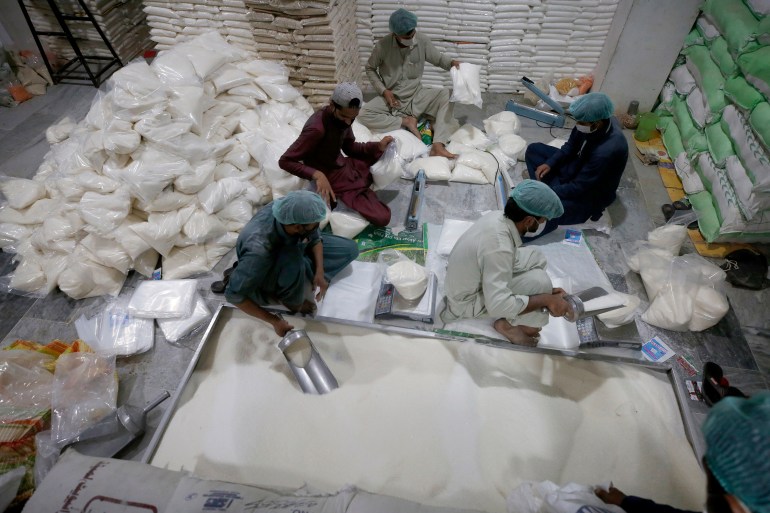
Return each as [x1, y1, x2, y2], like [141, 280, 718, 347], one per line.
[389, 8, 417, 35]
[272, 191, 327, 225]
[703, 392, 770, 513]
[569, 92, 615, 122]
[509, 179, 564, 219]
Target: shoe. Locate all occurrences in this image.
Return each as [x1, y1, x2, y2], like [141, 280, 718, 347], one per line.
[661, 204, 675, 221]
[702, 362, 748, 407]
[687, 220, 699, 230]
[210, 262, 238, 294]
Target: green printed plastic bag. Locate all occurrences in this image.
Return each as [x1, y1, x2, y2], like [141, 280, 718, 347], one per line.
[672, 96, 708, 156]
[724, 75, 764, 112]
[684, 45, 726, 114]
[709, 37, 738, 77]
[736, 46, 770, 98]
[689, 190, 723, 242]
[684, 28, 704, 48]
[701, 0, 760, 56]
[749, 102, 770, 150]
[662, 120, 685, 158]
[705, 123, 735, 167]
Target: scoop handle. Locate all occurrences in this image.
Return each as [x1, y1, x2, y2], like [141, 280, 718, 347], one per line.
[143, 391, 170, 414]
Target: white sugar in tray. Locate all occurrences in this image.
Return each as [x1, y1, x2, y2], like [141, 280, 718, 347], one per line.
[150, 308, 705, 513]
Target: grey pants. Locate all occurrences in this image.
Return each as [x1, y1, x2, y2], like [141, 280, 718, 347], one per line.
[358, 87, 460, 144]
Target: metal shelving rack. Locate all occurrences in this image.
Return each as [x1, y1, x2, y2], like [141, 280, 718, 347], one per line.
[17, 0, 123, 87]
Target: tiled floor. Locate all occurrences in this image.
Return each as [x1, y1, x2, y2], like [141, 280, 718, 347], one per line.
[0, 85, 768, 466]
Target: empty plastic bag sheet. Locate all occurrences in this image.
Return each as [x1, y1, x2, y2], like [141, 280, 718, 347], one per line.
[127, 279, 197, 319]
[157, 293, 211, 342]
[316, 260, 381, 322]
[450, 63, 482, 108]
[436, 219, 475, 256]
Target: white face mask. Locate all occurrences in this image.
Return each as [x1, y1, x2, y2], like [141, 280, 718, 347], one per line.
[575, 123, 596, 134]
[398, 34, 416, 47]
[523, 219, 546, 238]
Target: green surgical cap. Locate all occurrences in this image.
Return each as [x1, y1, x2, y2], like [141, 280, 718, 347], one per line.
[509, 179, 564, 219]
[570, 92, 615, 122]
[703, 392, 770, 513]
[272, 190, 327, 225]
[389, 8, 417, 35]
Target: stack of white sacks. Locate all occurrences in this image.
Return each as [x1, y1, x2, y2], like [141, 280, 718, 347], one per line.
[143, 0, 255, 51]
[23, 0, 149, 63]
[0, 31, 528, 300]
[142, 0, 363, 107]
[0, 32, 315, 300]
[355, 0, 374, 90]
[356, 0, 620, 95]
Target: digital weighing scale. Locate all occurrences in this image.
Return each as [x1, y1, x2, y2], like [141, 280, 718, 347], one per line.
[374, 271, 438, 324]
[576, 316, 643, 350]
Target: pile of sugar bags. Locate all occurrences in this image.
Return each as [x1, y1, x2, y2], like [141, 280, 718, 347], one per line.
[624, 223, 729, 332]
[0, 32, 313, 300]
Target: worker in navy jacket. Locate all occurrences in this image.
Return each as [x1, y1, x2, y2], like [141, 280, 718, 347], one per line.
[524, 92, 628, 239]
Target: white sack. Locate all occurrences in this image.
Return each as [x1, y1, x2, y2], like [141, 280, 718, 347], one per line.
[407, 156, 452, 181]
[449, 124, 491, 149]
[128, 279, 197, 318]
[0, 179, 47, 210]
[329, 210, 370, 239]
[483, 111, 521, 139]
[450, 63, 482, 108]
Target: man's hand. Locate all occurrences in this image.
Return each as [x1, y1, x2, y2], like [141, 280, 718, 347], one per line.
[546, 293, 570, 317]
[378, 135, 395, 152]
[313, 272, 329, 302]
[383, 89, 400, 108]
[312, 171, 336, 206]
[271, 315, 294, 337]
[552, 287, 567, 296]
[595, 486, 626, 506]
[535, 163, 551, 180]
[451, 60, 461, 69]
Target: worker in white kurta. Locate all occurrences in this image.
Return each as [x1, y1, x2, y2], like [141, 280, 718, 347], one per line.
[441, 180, 570, 346]
[358, 8, 460, 159]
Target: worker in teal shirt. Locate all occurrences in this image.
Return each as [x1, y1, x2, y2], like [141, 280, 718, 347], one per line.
[221, 190, 359, 336]
[524, 93, 628, 238]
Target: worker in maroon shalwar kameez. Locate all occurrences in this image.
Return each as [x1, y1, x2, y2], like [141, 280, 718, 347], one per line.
[279, 82, 394, 227]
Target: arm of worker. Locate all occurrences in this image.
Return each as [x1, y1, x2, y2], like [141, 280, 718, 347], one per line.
[423, 36, 454, 71]
[365, 44, 388, 96]
[596, 487, 699, 513]
[232, 299, 294, 337]
[307, 233, 328, 302]
[544, 128, 582, 171]
[225, 254, 295, 336]
[479, 249, 530, 320]
[547, 150, 608, 201]
[278, 126, 336, 205]
[341, 129, 387, 160]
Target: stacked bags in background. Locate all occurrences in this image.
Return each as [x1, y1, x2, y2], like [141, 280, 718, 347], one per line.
[0, 32, 315, 300]
[655, 0, 770, 243]
[142, 0, 363, 107]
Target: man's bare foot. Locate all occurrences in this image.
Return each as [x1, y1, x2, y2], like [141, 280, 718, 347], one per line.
[401, 116, 421, 139]
[493, 318, 540, 347]
[283, 300, 317, 315]
[430, 142, 457, 159]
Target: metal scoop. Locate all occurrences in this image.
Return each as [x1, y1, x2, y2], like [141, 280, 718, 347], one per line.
[278, 330, 339, 394]
[563, 286, 625, 322]
[63, 391, 170, 458]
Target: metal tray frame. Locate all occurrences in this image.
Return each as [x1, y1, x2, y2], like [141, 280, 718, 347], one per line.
[142, 304, 703, 465]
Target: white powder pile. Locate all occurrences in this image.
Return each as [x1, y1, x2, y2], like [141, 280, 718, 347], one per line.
[151, 310, 705, 513]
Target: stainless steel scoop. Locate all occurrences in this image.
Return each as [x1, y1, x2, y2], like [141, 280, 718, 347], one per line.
[278, 330, 339, 394]
[563, 286, 624, 322]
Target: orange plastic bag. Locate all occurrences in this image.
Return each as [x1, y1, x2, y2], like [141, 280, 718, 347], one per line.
[8, 83, 33, 103]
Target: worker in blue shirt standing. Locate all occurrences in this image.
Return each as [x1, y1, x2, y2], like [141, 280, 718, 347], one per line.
[524, 92, 629, 238]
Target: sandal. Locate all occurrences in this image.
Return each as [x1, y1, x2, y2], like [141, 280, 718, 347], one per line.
[210, 262, 238, 294]
[702, 362, 748, 407]
[661, 204, 675, 221]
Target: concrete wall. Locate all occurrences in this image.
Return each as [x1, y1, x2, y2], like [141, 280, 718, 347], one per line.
[0, 2, 37, 51]
[594, 0, 702, 113]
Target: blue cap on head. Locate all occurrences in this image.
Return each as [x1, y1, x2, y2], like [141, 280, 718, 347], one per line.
[271, 190, 327, 225]
[389, 8, 418, 35]
[703, 392, 770, 513]
[509, 179, 564, 219]
[569, 92, 614, 122]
